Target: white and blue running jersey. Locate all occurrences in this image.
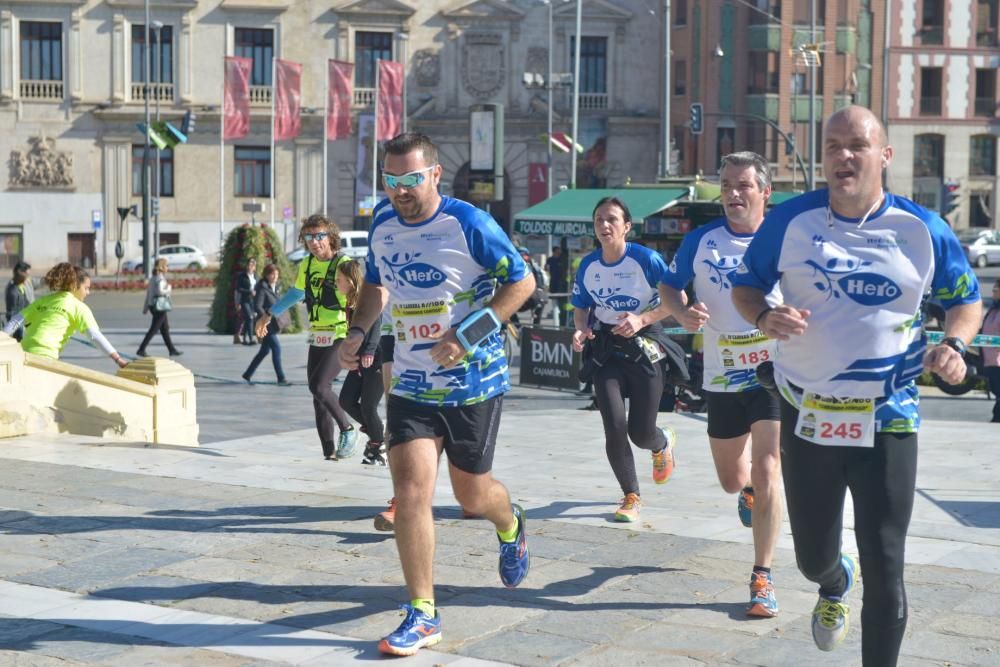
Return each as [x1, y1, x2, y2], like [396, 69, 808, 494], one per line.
[365, 196, 528, 406]
[662, 218, 782, 392]
[571, 243, 669, 325]
[732, 190, 979, 431]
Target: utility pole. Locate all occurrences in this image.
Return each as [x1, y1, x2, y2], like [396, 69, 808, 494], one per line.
[660, 0, 671, 179]
[547, 0, 554, 197]
[569, 0, 582, 189]
[141, 0, 152, 280]
[808, 0, 817, 190]
[152, 20, 163, 258]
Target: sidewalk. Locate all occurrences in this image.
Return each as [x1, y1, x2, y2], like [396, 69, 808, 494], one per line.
[1, 400, 998, 665]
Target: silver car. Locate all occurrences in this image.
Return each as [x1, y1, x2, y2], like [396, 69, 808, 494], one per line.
[122, 244, 209, 272]
[958, 229, 1000, 268]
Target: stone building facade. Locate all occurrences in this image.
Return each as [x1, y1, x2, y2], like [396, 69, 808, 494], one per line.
[0, 0, 665, 271]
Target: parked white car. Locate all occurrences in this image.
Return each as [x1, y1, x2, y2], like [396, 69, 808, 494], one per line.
[958, 229, 1000, 268]
[122, 244, 209, 272]
[287, 230, 369, 263]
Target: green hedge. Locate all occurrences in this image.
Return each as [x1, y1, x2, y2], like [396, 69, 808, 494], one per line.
[208, 224, 303, 334]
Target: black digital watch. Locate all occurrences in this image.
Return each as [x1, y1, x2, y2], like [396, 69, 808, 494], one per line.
[940, 336, 967, 357]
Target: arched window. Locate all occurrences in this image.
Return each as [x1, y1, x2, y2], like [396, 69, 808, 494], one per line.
[913, 134, 944, 177]
[970, 135, 997, 176]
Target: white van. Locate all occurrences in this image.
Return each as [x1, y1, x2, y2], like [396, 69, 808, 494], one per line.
[287, 229, 370, 263]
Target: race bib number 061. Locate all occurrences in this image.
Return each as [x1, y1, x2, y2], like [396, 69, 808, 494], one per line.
[794, 393, 876, 448]
[308, 332, 336, 347]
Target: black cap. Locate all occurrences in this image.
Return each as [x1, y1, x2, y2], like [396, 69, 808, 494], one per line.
[13, 261, 30, 272]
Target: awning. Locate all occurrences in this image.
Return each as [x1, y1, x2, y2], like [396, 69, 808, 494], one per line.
[513, 188, 688, 237]
[768, 191, 805, 206]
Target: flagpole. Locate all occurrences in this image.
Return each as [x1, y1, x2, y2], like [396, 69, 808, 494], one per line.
[372, 61, 379, 222]
[219, 56, 225, 251]
[323, 61, 329, 215]
[269, 57, 276, 228]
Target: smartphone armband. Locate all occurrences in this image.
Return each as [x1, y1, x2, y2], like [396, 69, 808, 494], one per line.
[456, 308, 501, 352]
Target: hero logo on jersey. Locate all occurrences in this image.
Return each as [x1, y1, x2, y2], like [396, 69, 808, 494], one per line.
[382, 251, 448, 288]
[837, 273, 902, 306]
[606, 295, 640, 310]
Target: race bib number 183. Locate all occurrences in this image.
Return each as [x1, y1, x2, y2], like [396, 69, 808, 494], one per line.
[717, 330, 776, 370]
[794, 393, 876, 448]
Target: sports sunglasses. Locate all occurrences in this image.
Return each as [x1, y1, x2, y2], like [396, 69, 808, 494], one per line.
[382, 165, 437, 190]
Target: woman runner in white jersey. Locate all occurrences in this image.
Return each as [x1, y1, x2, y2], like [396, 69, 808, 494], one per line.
[571, 196, 681, 522]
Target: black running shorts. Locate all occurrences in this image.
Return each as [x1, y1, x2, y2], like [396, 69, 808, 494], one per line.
[386, 394, 503, 474]
[705, 388, 781, 439]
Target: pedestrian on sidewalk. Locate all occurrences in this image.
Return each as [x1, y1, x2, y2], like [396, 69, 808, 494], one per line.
[3, 262, 127, 369]
[255, 214, 358, 461]
[242, 263, 289, 386]
[339, 132, 534, 657]
[4, 261, 34, 341]
[235, 258, 258, 345]
[732, 105, 982, 665]
[571, 196, 682, 524]
[335, 259, 386, 465]
[661, 151, 783, 618]
[983, 279, 1000, 423]
[137, 258, 182, 358]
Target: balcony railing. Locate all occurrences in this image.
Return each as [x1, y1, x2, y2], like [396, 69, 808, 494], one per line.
[919, 96, 942, 116]
[249, 85, 271, 106]
[20, 79, 63, 101]
[974, 97, 997, 117]
[131, 82, 174, 102]
[353, 87, 375, 108]
[579, 92, 608, 110]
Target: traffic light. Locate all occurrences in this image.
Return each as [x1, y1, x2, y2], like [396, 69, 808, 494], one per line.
[136, 121, 188, 150]
[941, 180, 960, 217]
[181, 109, 196, 135]
[689, 103, 704, 135]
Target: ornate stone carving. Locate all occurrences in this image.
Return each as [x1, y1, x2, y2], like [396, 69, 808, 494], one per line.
[461, 33, 505, 99]
[525, 47, 547, 78]
[413, 48, 440, 87]
[9, 135, 74, 189]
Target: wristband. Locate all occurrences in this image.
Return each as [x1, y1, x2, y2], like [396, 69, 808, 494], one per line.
[348, 326, 366, 338]
[940, 336, 967, 357]
[456, 308, 501, 352]
[754, 307, 773, 329]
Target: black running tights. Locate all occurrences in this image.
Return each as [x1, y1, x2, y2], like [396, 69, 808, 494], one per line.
[593, 358, 667, 497]
[339, 364, 384, 443]
[780, 397, 916, 667]
[308, 341, 352, 449]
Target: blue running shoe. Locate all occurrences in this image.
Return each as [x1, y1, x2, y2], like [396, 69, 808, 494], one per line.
[498, 503, 529, 588]
[336, 428, 358, 458]
[378, 604, 442, 656]
[747, 570, 779, 617]
[811, 553, 860, 651]
[738, 487, 754, 528]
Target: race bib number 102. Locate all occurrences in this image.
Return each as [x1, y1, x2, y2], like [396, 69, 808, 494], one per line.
[794, 393, 876, 448]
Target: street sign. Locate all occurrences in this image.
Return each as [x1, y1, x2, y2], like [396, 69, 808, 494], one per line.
[282, 206, 293, 220]
[242, 202, 264, 213]
[91, 209, 102, 230]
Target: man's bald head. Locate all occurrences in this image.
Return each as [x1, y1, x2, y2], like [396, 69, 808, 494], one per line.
[824, 105, 888, 147]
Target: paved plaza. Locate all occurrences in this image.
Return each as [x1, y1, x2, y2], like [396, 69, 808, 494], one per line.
[1, 319, 998, 665]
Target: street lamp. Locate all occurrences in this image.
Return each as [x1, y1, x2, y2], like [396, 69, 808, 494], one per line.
[141, 0, 151, 280]
[151, 19, 163, 258]
[569, 0, 582, 189]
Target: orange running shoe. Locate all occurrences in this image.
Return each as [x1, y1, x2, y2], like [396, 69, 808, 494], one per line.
[374, 497, 397, 532]
[747, 570, 779, 617]
[614, 493, 642, 522]
[651, 427, 676, 484]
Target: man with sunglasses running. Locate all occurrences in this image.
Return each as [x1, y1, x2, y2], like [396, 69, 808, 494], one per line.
[340, 132, 535, 656]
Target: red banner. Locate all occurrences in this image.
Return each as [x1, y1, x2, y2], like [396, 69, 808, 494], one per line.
[223, 56, 252, 140]
[327, 59, 354, 140]
[376, 60, 404, 141]
[274, 59, 302, 141]
[528, 162, 548, 206]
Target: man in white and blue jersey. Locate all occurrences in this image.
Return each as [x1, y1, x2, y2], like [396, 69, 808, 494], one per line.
[732, 106, 982, 665]
[339, 133, 535, 657]
[661, 151, 783, 618]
